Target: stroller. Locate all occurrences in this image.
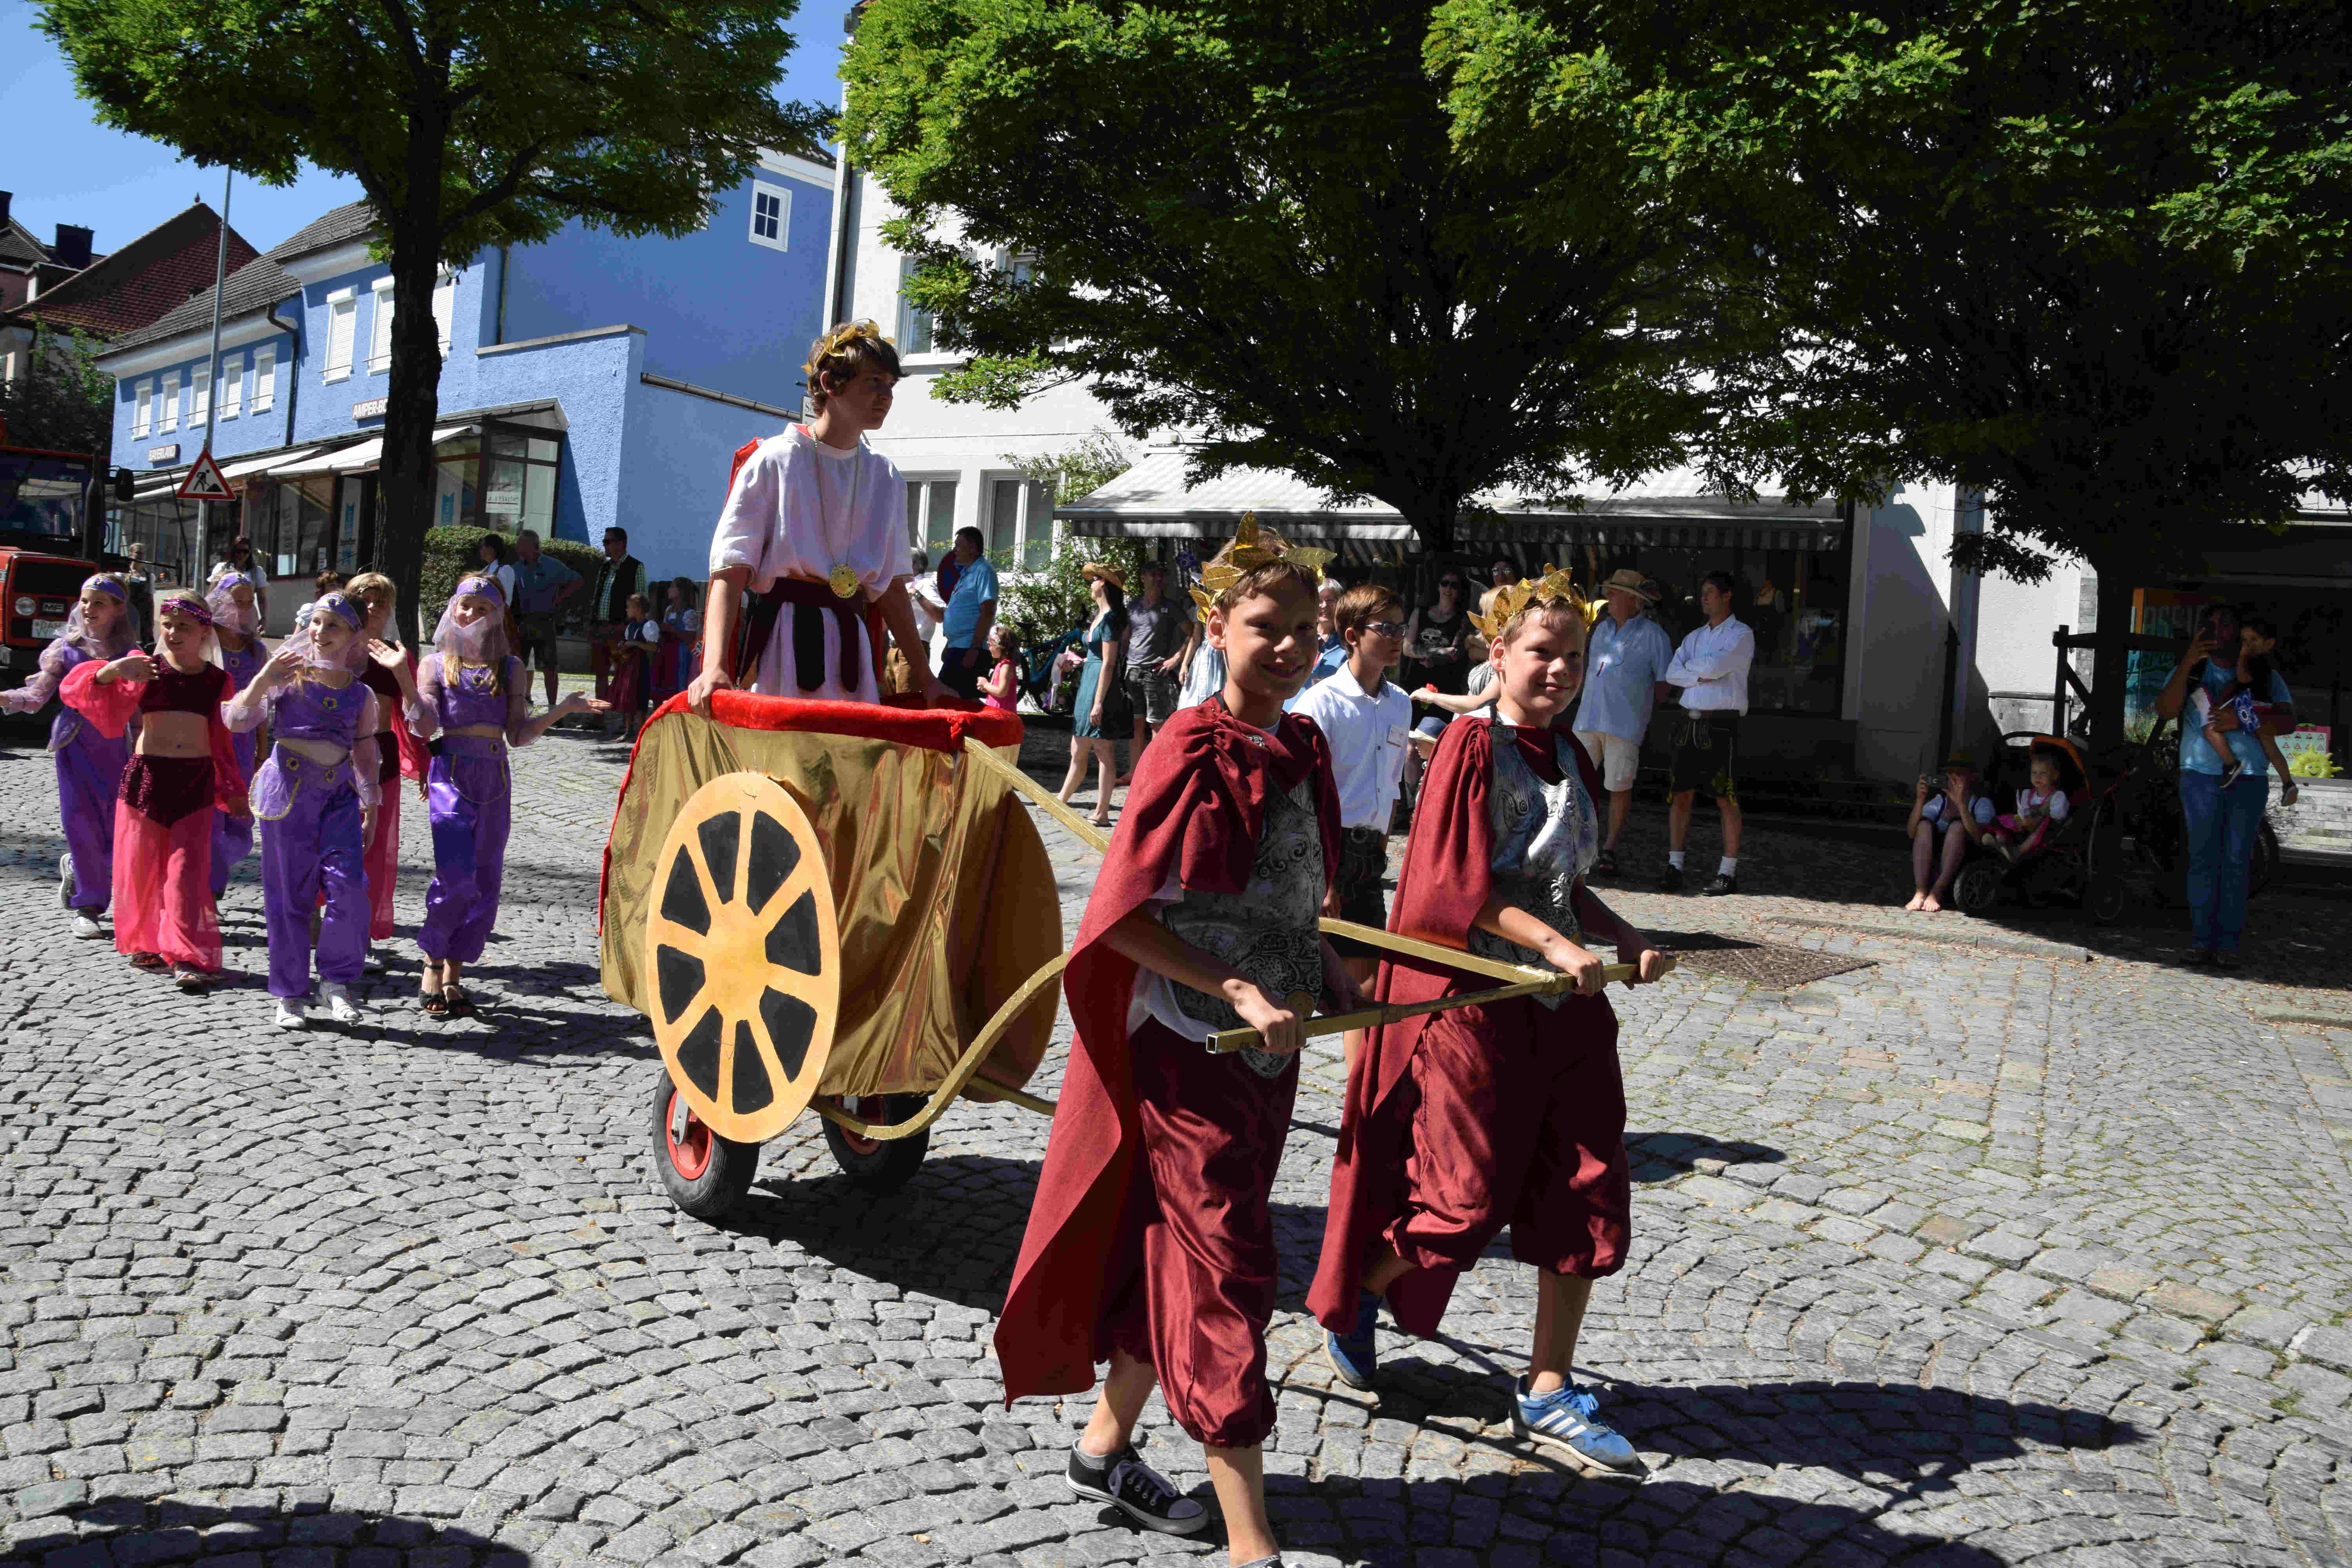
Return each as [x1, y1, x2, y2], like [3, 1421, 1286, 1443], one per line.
[1945, 733, 2127, 921]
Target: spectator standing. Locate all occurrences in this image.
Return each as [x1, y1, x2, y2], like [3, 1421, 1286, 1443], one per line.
[2155, 605, 2295, 967]
[1572, 569, 1675, 875]
[1291, 584, 1411, 1068]
[1120, 560, 1198, 758]
[474, 534, 518, 608]
[937, 526, 1000, 701]
[508, 530, 580, 709]
[122, 544, 157, 644]
[589, 527, 651, 735]
[1658, 569, 1754, 895]
[1403, 571, 1473, 697]
[206, 536, 272, 624]
[1488, 557, 1520, 592]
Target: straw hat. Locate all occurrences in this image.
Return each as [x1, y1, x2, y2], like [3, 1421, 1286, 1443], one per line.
[1081, 561, 1128, 590]
[1600, 568, 1656, 603]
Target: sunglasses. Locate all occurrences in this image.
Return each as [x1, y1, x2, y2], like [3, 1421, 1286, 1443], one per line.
[1364, 620, 1406, 637]
[1438, 578, 1465, 588]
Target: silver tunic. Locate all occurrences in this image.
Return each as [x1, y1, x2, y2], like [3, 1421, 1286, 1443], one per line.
[1160, 777, 1325, 1076]
[1466, 724, 1599, 1009]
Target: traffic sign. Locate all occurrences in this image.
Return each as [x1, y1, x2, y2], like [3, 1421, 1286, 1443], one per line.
[176, 448, 237, 503]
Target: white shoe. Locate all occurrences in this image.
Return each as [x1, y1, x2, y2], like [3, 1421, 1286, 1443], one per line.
[69, 914, 103, 940]
[274, 999, 309, 1030]
[58, 853, 73, 909]
[362, 945, 386, 973]
[319, 982, 363, 1025]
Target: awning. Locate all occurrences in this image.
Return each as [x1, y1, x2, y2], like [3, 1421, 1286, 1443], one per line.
[269, 424, 479, 479]
[1056, 448, 1847, 557]
[220, 447, 318, 481]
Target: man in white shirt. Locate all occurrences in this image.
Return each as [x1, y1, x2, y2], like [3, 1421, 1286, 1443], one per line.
[1292, 583, 1412, 1067]
[1659, 570, 1755, 896]
[1572, 569, 1676, 877]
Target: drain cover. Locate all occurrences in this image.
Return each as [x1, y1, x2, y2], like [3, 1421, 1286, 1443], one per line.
[1648, 931, 1870, 990]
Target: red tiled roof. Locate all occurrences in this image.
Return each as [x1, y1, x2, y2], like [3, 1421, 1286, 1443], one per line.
[13, 204, 258, 341]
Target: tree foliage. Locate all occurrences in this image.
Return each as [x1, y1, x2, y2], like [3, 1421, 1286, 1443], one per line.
[0, 331, 113, 467]
[840, 0, 1771, 552]
[42, 0, 824, 641]
[1438, 0, 2352, 747]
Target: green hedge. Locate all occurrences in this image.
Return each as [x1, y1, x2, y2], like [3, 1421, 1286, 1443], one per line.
[421, 526, 604, 631]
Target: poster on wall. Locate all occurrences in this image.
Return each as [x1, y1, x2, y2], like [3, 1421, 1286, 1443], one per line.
[485, 465, 523, 517]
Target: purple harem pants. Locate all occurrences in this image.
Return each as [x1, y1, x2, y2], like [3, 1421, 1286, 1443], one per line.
[253, 751, 369, 998]
[417, 736, 511, 964]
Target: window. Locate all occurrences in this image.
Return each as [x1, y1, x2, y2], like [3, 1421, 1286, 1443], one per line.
[906, 477, 958, 556]
[131, 379, 152, 439]
[324, 291, 357, 381]
[897, 256, 935, 354]
[220, 352, 243, 419]
[431, 272, 455, 350]
[748, 186, 789, 252]
[480, 428, 561, 537]
[1602, 540, 1849, 716]
[368, 278, 395, 374]
[252, 345, 277, 413]
[989, 477, 1056, 571]
[158, 371, 178, 433]
[192, 360, 211, 425]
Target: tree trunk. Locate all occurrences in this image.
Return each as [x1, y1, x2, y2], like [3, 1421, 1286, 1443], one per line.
[2085, 555, 2137, 760]
[377, 129, 450, 652]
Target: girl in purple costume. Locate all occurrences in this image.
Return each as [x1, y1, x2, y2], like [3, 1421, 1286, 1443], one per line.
[412, 577, 601, 1016]
[0, 575, 134, 939]
[224, 593, 396, 1031]
[207, 573, 267, 901]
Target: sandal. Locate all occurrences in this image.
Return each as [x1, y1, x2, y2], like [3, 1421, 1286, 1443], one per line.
[129, 951, 168, 971]
[1594, 846, 1618, 876]
[420, 989, 450, 1017]
[442, 984, 476, 1018]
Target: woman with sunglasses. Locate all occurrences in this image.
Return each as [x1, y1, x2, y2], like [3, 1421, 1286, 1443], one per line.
[1403, 570, 1474, 697]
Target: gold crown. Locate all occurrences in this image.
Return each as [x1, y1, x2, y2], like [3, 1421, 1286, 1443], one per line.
[1188, 513, 1336, 613]
[804, 319, 891, 378]
[1469, 563, 1590, 642]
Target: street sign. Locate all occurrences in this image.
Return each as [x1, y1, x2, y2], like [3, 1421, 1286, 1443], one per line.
[176, 448, 237, 503]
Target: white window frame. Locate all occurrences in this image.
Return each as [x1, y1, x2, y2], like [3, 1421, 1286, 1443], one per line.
[157, 370, 179, 432]
[905, 474, 959, 555]
[253, 345, 277, 413]
[430, 271, 455, 351]
[323, 289, 357, 382]
[897, 255, 935, 355]
[749, 185, 789, 252]
[131, 378, 152, 439]
[191, 360, 210, 425]
[368, 276, 396, 374]
[220, 351, 243, 420]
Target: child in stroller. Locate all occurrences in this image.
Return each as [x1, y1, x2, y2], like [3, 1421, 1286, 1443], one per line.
[1992, 745, 2071, 864]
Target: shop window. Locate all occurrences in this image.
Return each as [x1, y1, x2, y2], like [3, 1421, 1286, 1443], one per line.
[482, 427, 561, 537]
[1597, 541, 1847, 717]
[749, 187, 789, 252]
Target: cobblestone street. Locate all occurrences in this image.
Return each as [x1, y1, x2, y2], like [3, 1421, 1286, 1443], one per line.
[4, 717, 2351, 1568]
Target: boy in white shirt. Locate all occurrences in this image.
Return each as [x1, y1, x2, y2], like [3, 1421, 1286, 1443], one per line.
[1293, 584, 1412, 1067]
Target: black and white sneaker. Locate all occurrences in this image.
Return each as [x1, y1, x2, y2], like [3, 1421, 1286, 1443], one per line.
[1066, 1443, 1209, 1535]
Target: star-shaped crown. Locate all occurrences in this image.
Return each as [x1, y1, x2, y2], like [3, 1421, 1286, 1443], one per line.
[1189, 513, 1337, 612]
[1469, 563, 1591, 642]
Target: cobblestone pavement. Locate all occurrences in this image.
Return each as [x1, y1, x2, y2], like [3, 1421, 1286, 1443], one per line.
[4, 715, 2351, 1568]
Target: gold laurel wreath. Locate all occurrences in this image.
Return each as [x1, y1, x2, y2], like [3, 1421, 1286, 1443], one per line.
[1188, 513, 1337, 613]
[1469, 563, 1591, 642]
[804, 319, 892, 380]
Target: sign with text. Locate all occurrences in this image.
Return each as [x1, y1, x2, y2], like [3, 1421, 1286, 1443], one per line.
[352, 397, 388, 419]
[147, 444, 180, 464]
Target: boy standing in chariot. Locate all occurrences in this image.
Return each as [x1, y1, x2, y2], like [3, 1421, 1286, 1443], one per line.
[1310, 566, 1671, 1474]
[689, 322, 945, 713]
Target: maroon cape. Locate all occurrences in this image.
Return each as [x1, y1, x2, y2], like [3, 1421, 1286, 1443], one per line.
[1307, 715, 1605, 1338]
[996, 696, 1341, 1405]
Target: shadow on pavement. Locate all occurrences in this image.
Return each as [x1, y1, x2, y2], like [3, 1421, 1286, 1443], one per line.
[5, 1506, 524, 1568]
[1624, 1131, 1784, 1180]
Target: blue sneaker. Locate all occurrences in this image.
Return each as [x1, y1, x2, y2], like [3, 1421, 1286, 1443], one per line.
[1324, 1289, 1380, 1390]
[1513, 1378, 1642, 1473]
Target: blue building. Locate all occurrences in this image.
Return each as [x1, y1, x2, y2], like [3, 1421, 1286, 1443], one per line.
[96, 152, 834, 619]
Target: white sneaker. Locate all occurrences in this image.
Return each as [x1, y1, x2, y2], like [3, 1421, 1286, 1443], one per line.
[69, 914, 103, 940]
[274, 998, 309, 1030]
[319, 982, 363, 1025]
[362, 944, 386, 973]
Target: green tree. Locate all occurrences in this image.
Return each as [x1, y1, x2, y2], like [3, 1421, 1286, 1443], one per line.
[42, 0, 823, 643]
[989, 432, 1139, 654]
[1435, 0, 2352, 752]
[0, 330, 113, 468]
[839, 0, 1768, 555]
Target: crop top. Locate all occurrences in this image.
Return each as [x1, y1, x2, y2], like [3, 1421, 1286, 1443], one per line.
[136, 661, 231, 717]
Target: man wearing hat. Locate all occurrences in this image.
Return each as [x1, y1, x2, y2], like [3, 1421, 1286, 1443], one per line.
[1573, 569, 1676, 875]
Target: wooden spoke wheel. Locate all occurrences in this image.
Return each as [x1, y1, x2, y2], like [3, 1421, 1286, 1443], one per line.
[645, 773, 841, 1145]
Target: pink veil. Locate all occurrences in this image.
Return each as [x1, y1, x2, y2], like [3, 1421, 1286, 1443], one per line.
[280, 590, 371, 674]
[205, 571, 263, 637]
[433, 575, 512, 665]
[64, 574, 134, 660]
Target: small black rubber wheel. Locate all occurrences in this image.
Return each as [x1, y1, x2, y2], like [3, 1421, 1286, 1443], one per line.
[821, 1094, 931, 1194]
[1951, 860, 2002, 915]
[651, 1070, 760, 1221]
[2085, 873, 2128, 925]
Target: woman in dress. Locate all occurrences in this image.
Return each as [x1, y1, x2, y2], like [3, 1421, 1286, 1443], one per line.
[0, 574, 135, 939]
[1056, 564, 1129, 827]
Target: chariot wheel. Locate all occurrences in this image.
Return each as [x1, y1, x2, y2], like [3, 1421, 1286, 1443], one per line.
[1950, 860, 2003, 915]
[645, 773, 842, 1147]
[650, 1069, 760, 1220]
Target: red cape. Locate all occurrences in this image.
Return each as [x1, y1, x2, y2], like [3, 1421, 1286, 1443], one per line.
[1307, 715, 1606, 1338]
[996, 696, 1341, 1405]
